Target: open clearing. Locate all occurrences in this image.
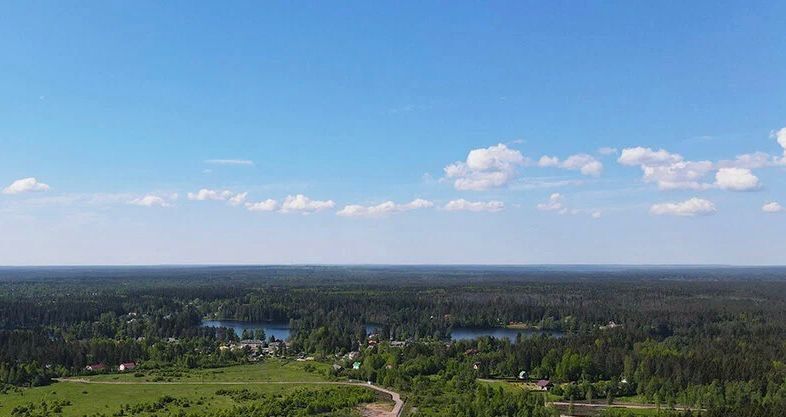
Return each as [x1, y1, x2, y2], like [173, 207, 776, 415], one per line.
[0, 360, 403, 417]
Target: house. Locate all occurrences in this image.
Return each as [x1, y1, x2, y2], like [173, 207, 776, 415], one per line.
[85, 363, 106, 372]
[118, 362, 136, 371]
[352, 361, 362, 370]
[518, 371, 527, 380]
[390, 340, 407, 348]
[332, 364, 343, 371]
[464, 348, 479, 356]
[535, 379, 553, 391]
[472, 362, 481, 370]
[238, 339, 265, 352]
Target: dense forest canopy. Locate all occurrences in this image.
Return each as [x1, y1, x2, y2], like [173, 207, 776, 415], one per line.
[1, 266, 785, 417]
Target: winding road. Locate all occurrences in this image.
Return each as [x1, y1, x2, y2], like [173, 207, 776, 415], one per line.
[54, 378, 404, 417]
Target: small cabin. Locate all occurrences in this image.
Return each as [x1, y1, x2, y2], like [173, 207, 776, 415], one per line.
[535, 379, 553, 391]
[85, 363, 106, 372]
[118, 362, 136, 371]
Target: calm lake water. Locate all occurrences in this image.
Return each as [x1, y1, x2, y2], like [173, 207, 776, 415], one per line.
[201, 320, 291, 341]
[201, 320, 562, 343]
[450, 327, 563, 342]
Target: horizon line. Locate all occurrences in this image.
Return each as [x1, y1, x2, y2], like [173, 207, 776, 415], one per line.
[1, 263, 786, 268]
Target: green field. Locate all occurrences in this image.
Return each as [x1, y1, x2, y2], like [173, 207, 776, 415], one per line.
[0, 360, 376, 417]
[81, 360, 331, 383]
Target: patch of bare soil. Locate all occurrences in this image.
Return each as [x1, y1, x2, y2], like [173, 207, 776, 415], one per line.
[358, 401, 395, 417]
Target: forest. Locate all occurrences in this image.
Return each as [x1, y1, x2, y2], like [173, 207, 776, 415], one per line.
[0, 265, 785, 417]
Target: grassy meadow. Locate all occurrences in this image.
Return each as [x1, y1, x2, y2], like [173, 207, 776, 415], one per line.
[0, 360, 351, 417]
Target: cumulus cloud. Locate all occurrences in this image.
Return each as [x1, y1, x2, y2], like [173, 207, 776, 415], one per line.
[762, 201, 784, 213]
[775, 128, 786, 154]
[228, 192, 248, 206]
[187, 188, 247, 205]
[129, 195, 172, 208]
[443, 199, 504, 212]
[279, 194, 335, 214]
[650, 197, 717, 217]
[2, 177, 50, 194]
[537, 156, 560, 167]
[717, 152, 776, 169]
[337, 198, 434, 218]
[538, 154, 603, 176]
[188, 189, 233, 201]
[443, 144, 526, 191]
[641, 160, 714, 190]
[619, 147, 716, 190]
[245, 199, 279, 212]
[762, 202, 784, 213]
[536, 193, 566, 212]
[205, 159, 254, 166]
[620, 138, 786, 191]
[618, 147, 683, 166]
[714, 168, 760, 191]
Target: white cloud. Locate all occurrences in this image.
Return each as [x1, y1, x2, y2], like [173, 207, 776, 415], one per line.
[641, 161, 715, 190]
[2, 177, 50, 194]
[775, 128, 786, 154]
[279, 194, 335, 214]
[618, 147, 683, 166]
[444, 144, 526, 191]
[536, 193, 565, 212]
[650, 197, 717, 217]
[561, 154, 603, 176]
[188, 189, 234, 201]
[399, 198, 434, 210]
[205, 159, 254, 166]
[443, 199, 504, 212]
[537, 156, 560, 167]
[717, 152, 776, 169]
[337, 198, 434, 218]
[245, 199, 279, 212]
[714, 168, 760, 191]
[187, 188, 247, 205]
[762, 201, 784, 213]
[591, 211, 602, 219]
[228, 192, 248, 206]
[538, 154, 603, 176]
[619, 147, 714, 190]
[598, 147, 618, 155]
[129, 195, 171, 208]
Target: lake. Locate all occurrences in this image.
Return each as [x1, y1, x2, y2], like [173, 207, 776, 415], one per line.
[450, 327, 563, 342]
[201, 320, 562, 343]
[201, 320, 291, 341]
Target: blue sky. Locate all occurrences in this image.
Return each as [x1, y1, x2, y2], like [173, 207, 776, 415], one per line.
[1, 1, 785, 265]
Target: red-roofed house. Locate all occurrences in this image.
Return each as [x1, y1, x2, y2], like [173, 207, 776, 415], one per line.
[85, 363, 106, 372]
[118, 362, 137, 371]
